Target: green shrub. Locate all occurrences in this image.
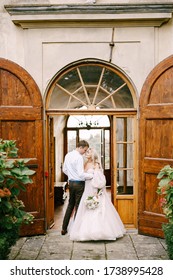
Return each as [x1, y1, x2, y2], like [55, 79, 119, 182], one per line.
[157, 165, 173, 224]
[162, 223, 173, 260]
[0, 225, 19, 259]
[0, 139, 35, 259]
[157, 165, 173, 260]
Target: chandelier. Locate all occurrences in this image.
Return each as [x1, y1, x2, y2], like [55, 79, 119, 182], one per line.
[67, 115, 110, 129]
[78, 119, 99, 129]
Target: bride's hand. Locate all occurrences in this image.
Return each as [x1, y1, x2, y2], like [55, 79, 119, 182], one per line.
[94, 191, 98, 197]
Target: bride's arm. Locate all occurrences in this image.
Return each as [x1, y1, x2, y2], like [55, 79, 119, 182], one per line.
[92, 167, 106, 190]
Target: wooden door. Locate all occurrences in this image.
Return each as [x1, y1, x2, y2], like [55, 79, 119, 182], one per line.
[139, 55, 173, 237]
[46, 116, 55, 228]
[0, 58, 45, 236]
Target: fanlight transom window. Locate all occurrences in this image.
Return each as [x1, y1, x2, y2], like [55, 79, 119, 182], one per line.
[48, 62, 135, 110]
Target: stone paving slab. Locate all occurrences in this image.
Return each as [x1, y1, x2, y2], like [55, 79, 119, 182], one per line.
[8, 230, 169, 260]
[106, 240, 137, 260]
[72, 241, 106, 260]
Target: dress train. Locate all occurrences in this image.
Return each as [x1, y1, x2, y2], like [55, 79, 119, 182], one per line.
[69, 168, 126, 241]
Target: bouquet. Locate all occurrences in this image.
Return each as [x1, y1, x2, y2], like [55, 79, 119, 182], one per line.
[84, 189, 103, 210]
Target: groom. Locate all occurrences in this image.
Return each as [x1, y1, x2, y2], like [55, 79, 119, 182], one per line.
[61, 140, 93, 235]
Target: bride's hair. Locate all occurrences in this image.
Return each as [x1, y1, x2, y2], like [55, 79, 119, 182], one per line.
[90, 148, 102, 170]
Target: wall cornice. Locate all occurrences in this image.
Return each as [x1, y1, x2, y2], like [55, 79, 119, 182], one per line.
[5, 4, 173, 14]
[5, 4, 173, 28]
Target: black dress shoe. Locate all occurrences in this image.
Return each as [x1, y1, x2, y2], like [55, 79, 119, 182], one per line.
[61, 229, 67, 235]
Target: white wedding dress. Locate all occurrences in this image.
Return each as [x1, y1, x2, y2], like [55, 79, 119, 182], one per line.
[69, 168, 126, 241]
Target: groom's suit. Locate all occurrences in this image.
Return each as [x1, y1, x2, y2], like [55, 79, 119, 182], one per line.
[62, 149, 93, 233]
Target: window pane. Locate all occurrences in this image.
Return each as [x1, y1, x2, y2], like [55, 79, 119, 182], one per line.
[101, 69, 134, 108]
[79, 129, 101, 159]
[67, 131, 77, 152]
[79, 65, 102, 85]
[117, 170, 133, 195]
[116, 117, 133, 142]
[58, 69, 80, 89]
[117, 143, 133, 169]
[105, 130, 110, 169]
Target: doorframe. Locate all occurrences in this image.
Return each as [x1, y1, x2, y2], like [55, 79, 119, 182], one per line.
[43, 58, 139, 230]
[45, 109, 138, 229]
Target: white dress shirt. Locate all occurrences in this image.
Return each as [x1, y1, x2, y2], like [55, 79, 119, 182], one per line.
[63, 150, 93, 181]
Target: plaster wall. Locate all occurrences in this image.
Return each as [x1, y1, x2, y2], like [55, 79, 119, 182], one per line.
[0, 6, 24, 65]
[8, 23, 173, 96]
[0, 1, 173, 98]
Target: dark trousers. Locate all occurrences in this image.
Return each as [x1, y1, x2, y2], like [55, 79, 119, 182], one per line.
[62, 181, 85, 231]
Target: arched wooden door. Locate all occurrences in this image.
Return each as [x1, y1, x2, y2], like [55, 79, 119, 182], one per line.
[0, 58, 45, 236]
[139, 55, 173, 238]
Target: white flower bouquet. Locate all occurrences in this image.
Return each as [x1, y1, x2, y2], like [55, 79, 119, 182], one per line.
[84, 195, 99, 209]
[84, 189, 103, 210]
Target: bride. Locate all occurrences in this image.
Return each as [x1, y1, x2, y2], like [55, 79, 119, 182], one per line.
[69, 148, 126, 241]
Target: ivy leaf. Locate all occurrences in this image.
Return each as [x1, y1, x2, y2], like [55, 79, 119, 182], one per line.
[11, 167, 35, 176]
[11, 168, 23, 176]
[169, 172, 173, 180]
[157, 170, 166, 179]
[21, 177, 33, 184]
[157, 165, 172, 179]
[2, 201, 13, 211]
[21, 168, 35, 176]
[2, 170, 11, 176]
[17, 183, 27, 191]
[0, 174, 4, 183]
[5, 160, 15, 168]
[6, 178, 15, 187]
[158, 178, 170, 187]
[11, 187, 20, 196]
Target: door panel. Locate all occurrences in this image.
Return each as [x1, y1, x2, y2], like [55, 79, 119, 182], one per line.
[139, 55, 173, 237]
[0, 58, 45, 236]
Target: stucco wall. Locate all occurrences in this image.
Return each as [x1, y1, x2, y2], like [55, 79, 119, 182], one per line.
[0, 1, 173, 98]
[38, 26, 155, 94]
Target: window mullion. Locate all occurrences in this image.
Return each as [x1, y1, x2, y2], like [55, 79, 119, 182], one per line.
[56, 83, 87, 107]
[96, 82, 126, 107]
[93, 67, 105, 105]
[77, 68, 91, 106]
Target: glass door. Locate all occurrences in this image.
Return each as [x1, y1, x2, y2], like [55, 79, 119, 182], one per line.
[112, 115, 137, 228]
[66, 115, 111, 184]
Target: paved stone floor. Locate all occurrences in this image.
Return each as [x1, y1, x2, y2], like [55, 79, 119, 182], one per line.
[8, 230, 168, 260]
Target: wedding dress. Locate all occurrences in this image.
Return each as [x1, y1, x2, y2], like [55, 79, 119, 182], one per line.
[69, 168, 126, 241]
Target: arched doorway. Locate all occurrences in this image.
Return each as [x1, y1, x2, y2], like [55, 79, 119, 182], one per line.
[45, 59, 138, 230]
[139, 55, 173, 238]
[0, 58, 45, 236]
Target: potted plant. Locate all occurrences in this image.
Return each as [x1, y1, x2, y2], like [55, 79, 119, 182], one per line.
[0, 139, 35, 259]
[157, 165, 173, 259]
